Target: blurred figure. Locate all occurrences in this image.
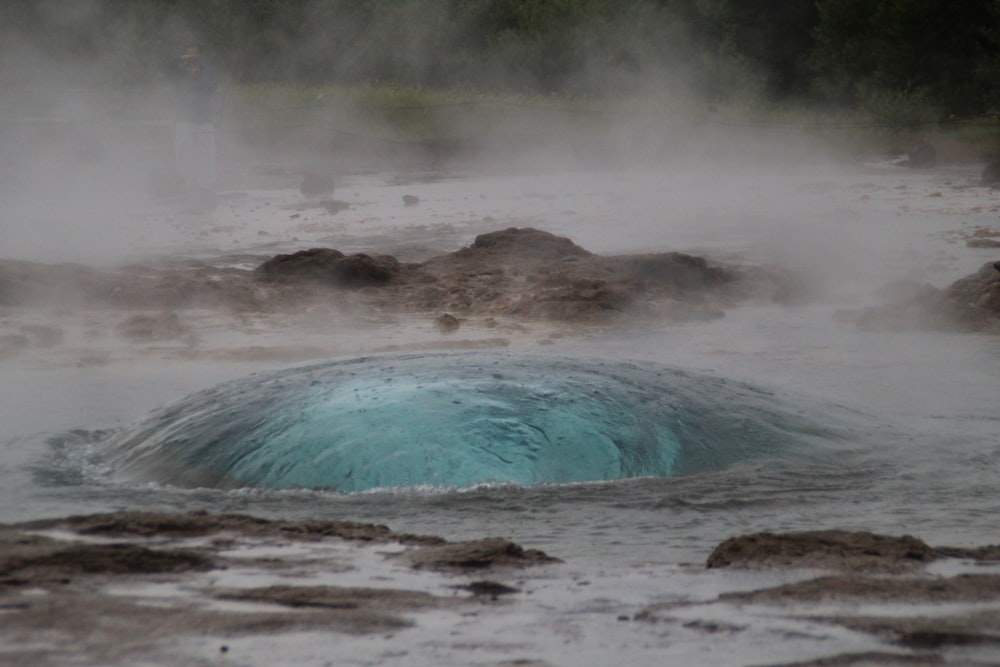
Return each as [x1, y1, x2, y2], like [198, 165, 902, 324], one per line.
[167, 44, 221, 197]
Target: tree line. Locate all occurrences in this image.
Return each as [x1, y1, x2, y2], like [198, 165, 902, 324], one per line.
[2, 0, 999, 119]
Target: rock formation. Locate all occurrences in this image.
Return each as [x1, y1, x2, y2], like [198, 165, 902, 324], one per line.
[845, 261, 1000, 333]
[0, 228, 788, 328]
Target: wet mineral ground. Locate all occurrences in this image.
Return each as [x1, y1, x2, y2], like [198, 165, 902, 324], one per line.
[2, 511, 1000, 666]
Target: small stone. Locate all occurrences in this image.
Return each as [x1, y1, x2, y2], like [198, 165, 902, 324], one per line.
[434, 313, 461, 333]
[462, 580, 519, 596]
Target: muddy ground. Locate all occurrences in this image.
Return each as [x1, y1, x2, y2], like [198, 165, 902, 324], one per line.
[0, 511, 556, 666]
[2, 511, 999, 666]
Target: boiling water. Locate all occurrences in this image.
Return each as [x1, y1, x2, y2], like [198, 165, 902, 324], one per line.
[102, 353, 864, 491]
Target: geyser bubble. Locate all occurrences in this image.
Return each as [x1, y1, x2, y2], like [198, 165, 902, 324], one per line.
[104, 352, 854, 492]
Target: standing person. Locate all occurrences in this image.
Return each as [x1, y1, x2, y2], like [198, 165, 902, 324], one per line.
[167, 44, 220, 198]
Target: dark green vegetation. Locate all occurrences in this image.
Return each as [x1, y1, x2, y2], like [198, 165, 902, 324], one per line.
[2, 0, 999, 120]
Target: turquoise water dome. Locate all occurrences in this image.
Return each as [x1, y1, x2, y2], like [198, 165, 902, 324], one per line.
[106, 353, 846, 491]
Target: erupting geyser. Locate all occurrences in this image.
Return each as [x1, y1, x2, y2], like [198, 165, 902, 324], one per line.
[105, 353, 850, 492]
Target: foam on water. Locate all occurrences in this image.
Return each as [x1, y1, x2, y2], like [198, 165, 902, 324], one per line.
[103, 352, 854, 492]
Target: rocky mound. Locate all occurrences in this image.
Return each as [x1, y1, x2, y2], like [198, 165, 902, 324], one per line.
[397, 227, 739, 321]
[0, 228, 787, 327]
[255, 248, 403, 287]
[706, 529, 1000, 573]
[706, 530, 937, 573]
[451, 226, 592, 262]
[844, 261, 1000, 333]
[406, 536, 561, 571]
[637, 528, 1000, 665]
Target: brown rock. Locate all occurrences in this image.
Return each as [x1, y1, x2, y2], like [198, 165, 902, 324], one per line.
[629, 253, 733, 289]
[254, 248, 345, 282]
[23, 510, 445, 546]
[434, 313, 461, 333]
[0, 538, 212, 580]
[255, 249, 399, 288]
[460, 580, 520, 597]
[947, 260, 1000, 309]
[720, 573, 1000, 604]
[760, 651, 945, 666]
[846, 261, 1000, 333]
[332, 253, 400, 287]
[217, 584, 442, 612]
[0, 228, 784, 330]
[837, 610, 1000, 649]
[408, 537, 560, 571]
[469, 227, 591, 260]
[965, 238, 1000, 248]
[411, 228, 752, 323]
[320, 199, 350, 214]
[706, 530, 935, 573]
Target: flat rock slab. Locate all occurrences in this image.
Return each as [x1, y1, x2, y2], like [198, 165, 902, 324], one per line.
[6, 515, 1000, 666]
[721, 573, 1000, 604]
[406, 536, 562, 571]
[21, 509, 442, 545]
[0, 510, 556, 665]
[707, 530, 937, 573]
